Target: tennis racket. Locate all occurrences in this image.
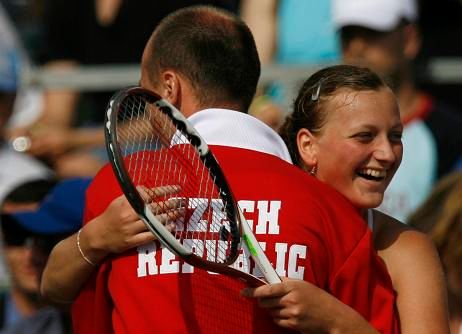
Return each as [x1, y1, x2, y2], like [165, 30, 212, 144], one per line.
[105, 86, 281, 286]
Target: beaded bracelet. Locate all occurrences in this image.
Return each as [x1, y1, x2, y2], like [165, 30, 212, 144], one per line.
[77, 228, 96, 266]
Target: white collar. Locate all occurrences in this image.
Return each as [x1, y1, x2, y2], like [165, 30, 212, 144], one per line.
[188, 108, 292, 163]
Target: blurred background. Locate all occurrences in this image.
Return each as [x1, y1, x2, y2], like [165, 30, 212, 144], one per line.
[0, 0, 461, 332]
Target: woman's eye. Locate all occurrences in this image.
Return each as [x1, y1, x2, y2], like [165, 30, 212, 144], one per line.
[389, 131, 403, 142]
[355, 132, 374, 140]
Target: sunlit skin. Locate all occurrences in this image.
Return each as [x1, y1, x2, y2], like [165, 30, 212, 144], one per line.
[298, 87, 403, 211]
[139, 47, 156, 93]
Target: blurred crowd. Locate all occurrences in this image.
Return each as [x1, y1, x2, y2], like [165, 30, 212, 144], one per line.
[0, 0, 461, 333]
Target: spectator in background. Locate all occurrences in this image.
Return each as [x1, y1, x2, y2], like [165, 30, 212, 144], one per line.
[0, 2, 52, 148]
[408, 171, 462, 334]
[0, 178, 56, 332]
[333, 0, 462, 222]
[241, 0, 339, 68]
[240, 0, 340, 130]
[0, 3, 53, 206]
[0, 178, 55, 288]
[9, 0, 240, 178]
[0, 177, 90, 333]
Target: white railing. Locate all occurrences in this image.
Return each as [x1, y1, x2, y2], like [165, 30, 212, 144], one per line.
[22, 58, 462, 90]
[19, 58, 462, 111]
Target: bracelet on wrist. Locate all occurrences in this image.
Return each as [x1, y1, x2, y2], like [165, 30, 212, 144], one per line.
[77, 228, 96, 266]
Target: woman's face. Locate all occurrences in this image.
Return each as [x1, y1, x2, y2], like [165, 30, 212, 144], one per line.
[303, 87, 403, 209]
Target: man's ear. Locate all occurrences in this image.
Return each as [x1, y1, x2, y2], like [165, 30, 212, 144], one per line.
[296, 128, 318, 168]
[403, 23, 421, 61]
[159, 70, 181, 105]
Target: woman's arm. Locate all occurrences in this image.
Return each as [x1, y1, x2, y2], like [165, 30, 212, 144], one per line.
[243, 213, 450, 334]
[40, 194, 155, 303]
[375, 212, 450, 334]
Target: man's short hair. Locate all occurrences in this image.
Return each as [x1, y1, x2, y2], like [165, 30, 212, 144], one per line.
[144, 6, 261, 112]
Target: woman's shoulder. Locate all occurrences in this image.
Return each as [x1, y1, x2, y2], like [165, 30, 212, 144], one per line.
[373, 209, 436, 253]
[372, 209, 442, 287]
[372, 210, 411, 250]
[371, 211, 449, 334]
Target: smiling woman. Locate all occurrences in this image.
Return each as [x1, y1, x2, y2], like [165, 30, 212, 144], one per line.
[282, 66, 403, 209]
[297, 86, 402, 209]
[263, 64, 451, 334]
[282, 65, 408, 245]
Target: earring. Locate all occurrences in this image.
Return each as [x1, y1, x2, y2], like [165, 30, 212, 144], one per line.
[310, 165, 317, 176]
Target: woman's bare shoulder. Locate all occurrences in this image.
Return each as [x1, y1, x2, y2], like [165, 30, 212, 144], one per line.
[372, 210, 413, 251]
[373, 209, 436, 253]
[372, 209, 442, 285]
[372, 211, 449, 333]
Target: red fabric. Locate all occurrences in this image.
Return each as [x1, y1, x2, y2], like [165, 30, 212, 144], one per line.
[72, 146, 399, 333]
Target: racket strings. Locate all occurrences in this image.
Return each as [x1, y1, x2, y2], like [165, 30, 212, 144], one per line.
[117, 95, 235, 264]
[150, 113, 233, 263]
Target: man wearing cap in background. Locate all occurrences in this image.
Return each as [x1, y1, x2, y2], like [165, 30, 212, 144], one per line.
[0, 177, 90, 333]
[333, 0, 462, 223]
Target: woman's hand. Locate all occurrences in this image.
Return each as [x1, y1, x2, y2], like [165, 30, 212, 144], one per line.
[241, 278, 378, 334]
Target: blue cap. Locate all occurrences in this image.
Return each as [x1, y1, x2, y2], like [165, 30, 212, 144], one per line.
[11, 178, 92, 235]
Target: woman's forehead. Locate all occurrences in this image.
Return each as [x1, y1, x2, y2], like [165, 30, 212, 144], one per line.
[325, 87, 398, 117]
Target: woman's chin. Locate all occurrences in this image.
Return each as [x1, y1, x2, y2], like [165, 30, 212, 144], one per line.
[350, 194, 383, 210]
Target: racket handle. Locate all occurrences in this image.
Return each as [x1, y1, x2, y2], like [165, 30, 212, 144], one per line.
[239, 209, 281, 284]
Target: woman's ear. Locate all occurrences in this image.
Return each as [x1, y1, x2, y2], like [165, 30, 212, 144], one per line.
[296, 128, 318, 168]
